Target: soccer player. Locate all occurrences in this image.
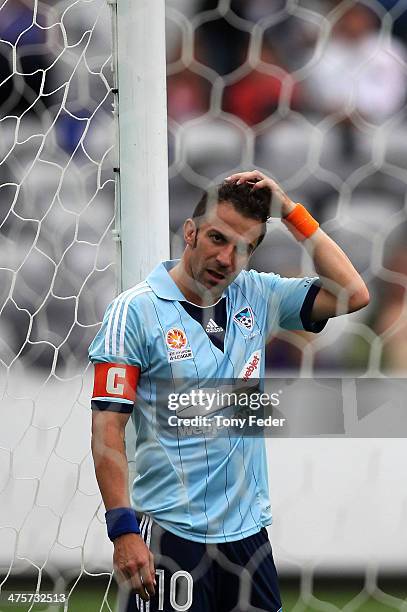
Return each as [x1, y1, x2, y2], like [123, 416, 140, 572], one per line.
[89, 170, 369, 612]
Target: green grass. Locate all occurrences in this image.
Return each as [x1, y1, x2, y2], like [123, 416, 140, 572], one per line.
[281, 589, 407, 611]
[279, 578, 407, 612]
[1, 579, 406, 611]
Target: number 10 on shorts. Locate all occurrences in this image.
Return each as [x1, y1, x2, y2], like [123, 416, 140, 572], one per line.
[155, 569, 193, 611]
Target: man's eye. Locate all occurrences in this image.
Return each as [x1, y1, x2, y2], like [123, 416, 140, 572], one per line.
[210, 234, 224, 243]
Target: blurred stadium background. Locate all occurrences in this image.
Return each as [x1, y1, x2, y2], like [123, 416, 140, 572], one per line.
[0, 0, 406, 610]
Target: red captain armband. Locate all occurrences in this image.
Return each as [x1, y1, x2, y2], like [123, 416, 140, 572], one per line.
[92, 363, 140, 403]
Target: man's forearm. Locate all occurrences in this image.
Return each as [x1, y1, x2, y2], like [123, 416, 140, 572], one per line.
[279, 199, 369, 314]
[90, 412, 155, 602]
[91, 419, 131, 510]
[305, 229, 369, 309]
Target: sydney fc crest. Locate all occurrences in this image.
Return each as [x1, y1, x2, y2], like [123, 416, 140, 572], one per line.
[233, 306, 254, 331]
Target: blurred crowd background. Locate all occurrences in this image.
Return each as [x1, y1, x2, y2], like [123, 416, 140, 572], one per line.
[1, 0, 407, 376]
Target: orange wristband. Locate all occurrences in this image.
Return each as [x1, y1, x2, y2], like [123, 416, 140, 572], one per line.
[282, 203, 319, 241]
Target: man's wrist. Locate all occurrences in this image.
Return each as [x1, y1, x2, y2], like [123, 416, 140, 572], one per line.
[105, 507, 140, 541]
[113, 532, 141, 544]
[282, 203, 319, 241]
[281, 199, 297, 218]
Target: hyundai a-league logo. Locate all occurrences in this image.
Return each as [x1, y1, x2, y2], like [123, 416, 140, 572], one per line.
[165, 328, 193, 362]
[233, 306, 254, 331]
[166, 328, 188, 351]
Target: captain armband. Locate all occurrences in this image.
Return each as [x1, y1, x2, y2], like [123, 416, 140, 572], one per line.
[92, 362, 140, 403]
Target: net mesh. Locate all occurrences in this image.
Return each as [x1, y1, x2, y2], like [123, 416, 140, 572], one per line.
[0, 0, 407, 610]
[0, 0, 117, 606]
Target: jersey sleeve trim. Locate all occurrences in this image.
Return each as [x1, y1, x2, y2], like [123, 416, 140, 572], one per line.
[89, 355, 142, 367]
[92, 396, 133, 404]
[300, 280, 328, 333]
[91, 399, 133, 414]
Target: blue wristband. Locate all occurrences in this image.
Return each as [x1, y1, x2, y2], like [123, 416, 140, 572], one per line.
[105, 507, 140, 541]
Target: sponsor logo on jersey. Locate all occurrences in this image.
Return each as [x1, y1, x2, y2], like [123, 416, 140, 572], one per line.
[238, 350, 261, 381]
[92, 362, 140, 402]
[233, 306, 254, 331]
[166, 328, 194, 362]
[205, 319, 224, 333]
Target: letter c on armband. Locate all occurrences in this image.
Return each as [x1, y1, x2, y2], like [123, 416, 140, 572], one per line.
[92, 362, 140, 402]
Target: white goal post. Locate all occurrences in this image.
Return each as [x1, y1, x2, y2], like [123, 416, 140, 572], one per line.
[114, 0, 170, 291]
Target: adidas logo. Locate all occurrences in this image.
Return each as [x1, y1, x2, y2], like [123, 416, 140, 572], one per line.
[205, 319, 224, 333]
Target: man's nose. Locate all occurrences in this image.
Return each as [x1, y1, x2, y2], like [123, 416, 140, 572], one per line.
[216, 245, 235, 269]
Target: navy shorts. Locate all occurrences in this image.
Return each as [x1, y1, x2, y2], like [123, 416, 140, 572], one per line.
[122, 515, 282, 612]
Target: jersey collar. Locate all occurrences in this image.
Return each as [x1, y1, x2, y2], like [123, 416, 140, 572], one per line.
[146, 259, 227, 301]
[146, 260, 187, 301]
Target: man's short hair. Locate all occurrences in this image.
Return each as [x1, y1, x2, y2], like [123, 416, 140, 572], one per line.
[192, 181, 271, 248]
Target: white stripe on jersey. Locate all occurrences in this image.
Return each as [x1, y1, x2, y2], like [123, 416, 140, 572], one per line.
[104, 281, 148, 354]
[111, 298, 125, 356]
[104, 281, 150, 356]
[118, 286, 151, 357]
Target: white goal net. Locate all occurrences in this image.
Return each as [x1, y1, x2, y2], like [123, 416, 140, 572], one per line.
[0, 0, 117, 603]
[0, 0, 406, 610]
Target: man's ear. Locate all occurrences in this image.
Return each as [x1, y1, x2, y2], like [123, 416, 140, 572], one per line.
[184, 218, 198, 248]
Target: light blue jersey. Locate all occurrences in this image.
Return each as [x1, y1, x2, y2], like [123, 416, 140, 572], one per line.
[89, 260, 326, 543]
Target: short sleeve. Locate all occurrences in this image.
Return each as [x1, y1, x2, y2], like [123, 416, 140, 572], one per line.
[248, 271, 328, 334]
[88, 296, 147, 412]
[88, 295, 147, 369]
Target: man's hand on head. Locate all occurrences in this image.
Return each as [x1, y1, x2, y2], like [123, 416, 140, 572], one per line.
[225, 170, 296, 218]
